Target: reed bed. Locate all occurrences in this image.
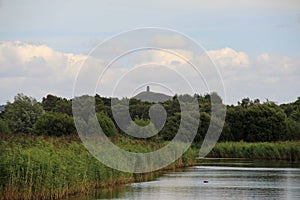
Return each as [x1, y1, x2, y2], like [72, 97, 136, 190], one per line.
[0, 134, 196, 200]
[1, 133, 298, 199]
[208, 141, 300, 161]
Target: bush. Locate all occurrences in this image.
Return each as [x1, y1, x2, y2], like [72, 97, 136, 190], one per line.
[4, 94, 44, 134]
[286, 118, 300, 140]
[96, 112, 118, 136]
[0, 119, 10, 133]
[125, 118, 157, 139]
[34, 112, 75, 136]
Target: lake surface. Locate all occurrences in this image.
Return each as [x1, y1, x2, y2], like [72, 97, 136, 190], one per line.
[86, 160, 300, 200]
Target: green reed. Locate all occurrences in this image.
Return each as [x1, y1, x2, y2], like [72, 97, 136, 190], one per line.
[0, 134, 196, 200]
[208, 141, 300, 161]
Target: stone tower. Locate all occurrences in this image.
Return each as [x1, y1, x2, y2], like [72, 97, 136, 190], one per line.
[146, 86, 150, 92]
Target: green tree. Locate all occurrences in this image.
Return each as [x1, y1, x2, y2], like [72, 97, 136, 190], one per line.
[160, 113, 180, 141]
[218, 121, 233, 142]
[226, 106, 246, 141]
[125, 118, 157, 139]
[4, 94, 44, 134]
[238, 97, 251, 108]
[0, 118, 10, 133]
[245, 104, 286, 142]
[42, 94, 72, 116]
[33, 112, 75, 136]
[226, 101, 287, 142]
[129, 99, 151, 120]
[96, 112, 118, 137]
[285, 108, 300, 140]
[42, 94, 61, 111]
[289, 109, 300, 122]
[286, 118, 300, 140]
[163, 97, 180, 116]
[54, 98, 72, 116]
[195, 112, 210, 143]
[95, 94, 111, 115]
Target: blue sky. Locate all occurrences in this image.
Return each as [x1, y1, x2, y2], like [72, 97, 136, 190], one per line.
[0, 0, 299, 104]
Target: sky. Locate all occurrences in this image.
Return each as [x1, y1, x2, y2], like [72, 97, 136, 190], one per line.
[0, 0, 300, 105]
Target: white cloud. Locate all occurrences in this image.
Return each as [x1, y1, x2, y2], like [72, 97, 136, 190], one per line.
[1, 41, 299, 104]
[221, 52, 300, 104]
[0, 41, 87, 102]
[255, 53, 297, 75]
[207, 47, 249, 68]
[149, 49, 193, 65]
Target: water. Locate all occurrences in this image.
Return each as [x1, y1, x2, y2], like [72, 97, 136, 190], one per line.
[87, 161, 300, 200]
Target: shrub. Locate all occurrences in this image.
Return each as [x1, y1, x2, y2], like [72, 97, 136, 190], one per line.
[96, 112, 118, 136]
[125, 118, 157, 139]
[4, 94, 44, 134]
[34, 112, 75, 136]
[0, 119, 10, 133]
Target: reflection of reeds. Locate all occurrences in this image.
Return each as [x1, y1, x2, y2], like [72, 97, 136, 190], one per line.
[0, 134, 197, 200]
[208, 141, 300, 161]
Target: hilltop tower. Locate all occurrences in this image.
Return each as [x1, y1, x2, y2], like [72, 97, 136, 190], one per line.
[146, 86, 150, 92]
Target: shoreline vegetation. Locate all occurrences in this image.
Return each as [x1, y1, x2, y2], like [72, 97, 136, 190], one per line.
[0, 134, 299, 200]
[0, 134, 196, 200]
[0, 93, 299, 199]
[209, 141, 300, 161]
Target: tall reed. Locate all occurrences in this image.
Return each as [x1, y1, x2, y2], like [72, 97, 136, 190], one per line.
[208, 141, 300, 161]
[0, 134, 196, 200]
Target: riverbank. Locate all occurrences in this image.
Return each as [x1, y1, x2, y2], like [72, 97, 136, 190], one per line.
[208, 141, 300, 161]
[0, 134, 197, 200]
[1, 134, 299, 200]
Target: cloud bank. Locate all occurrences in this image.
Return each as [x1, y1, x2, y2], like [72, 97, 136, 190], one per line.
[0, 41, 299, 104]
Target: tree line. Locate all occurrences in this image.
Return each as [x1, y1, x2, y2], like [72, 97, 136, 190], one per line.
[0, 93, 299, 143]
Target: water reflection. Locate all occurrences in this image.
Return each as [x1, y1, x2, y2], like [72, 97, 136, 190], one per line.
[87, 161, 300, 200]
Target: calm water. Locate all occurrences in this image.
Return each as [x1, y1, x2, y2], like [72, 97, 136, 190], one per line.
[84, 161, 300, 200]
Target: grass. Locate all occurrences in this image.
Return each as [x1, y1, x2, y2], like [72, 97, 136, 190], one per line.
[1, 133, 299, 200]
[208, 141, 300, 161]
[0, 134, 197, 200]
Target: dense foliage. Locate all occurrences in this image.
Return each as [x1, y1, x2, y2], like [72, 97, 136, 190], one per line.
[0, 134, 299, 199]
[33, 112, 75, 136]
[0, 93, 299, 199]
[1, 93, 300, 142]
[0, 134, 196, 199]
[226, 104, 287, 142]
[96, 112, 118, 137]
[0, 118, 10, 134]
[208, 141, 300, 161]
[3, 94, 44, 134]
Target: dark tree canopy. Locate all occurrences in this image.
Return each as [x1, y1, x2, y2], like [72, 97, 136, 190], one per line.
[1, 93, 299, 143]
[34, 112, 75, 136]
[0, 118, 10, 134]
[96, 112, 118, 137]
[42, 94, 72, 116]
[4, 94, 44, 134]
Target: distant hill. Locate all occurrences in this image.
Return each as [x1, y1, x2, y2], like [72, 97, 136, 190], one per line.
[133, 87, 172, 103]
